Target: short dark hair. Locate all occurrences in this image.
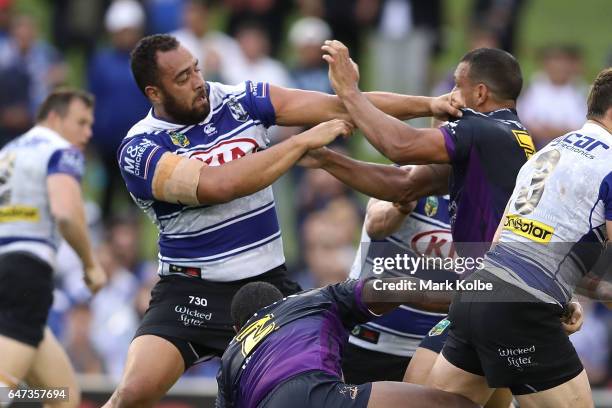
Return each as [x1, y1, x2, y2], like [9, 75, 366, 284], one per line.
[36, 88, 94, 122]
[231, 282, 283, 329]
[460, 48, 523, 101]
[130, 34, 180, 95]
[587, 68, 612, 120]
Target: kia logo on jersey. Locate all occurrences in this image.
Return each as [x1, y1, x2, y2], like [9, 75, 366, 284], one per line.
[189, 138, 259, 166]
[411, 229, 456, 258]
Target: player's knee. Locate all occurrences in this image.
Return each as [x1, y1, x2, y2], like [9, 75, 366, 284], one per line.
[110, 380, 160, 408]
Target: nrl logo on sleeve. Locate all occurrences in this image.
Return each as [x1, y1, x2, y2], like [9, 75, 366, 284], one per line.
[428, 318, 450, 336]
[169, 131, 190, 147]
[228, 96, 249, 122]
[424, 196, 439, 217]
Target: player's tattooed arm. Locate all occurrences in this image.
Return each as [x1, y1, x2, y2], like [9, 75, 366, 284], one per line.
[362, 277, 452, 315]
[151, 120, 352, 205]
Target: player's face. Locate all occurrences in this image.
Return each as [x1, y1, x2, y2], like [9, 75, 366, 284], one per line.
[57, 99, 94, 151]
[155, 46, 210, 124]
[451, 62, 478, 109]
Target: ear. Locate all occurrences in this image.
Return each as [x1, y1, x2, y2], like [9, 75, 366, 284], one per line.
[145, 85, 162, 104]
[475, 83, 489, 107]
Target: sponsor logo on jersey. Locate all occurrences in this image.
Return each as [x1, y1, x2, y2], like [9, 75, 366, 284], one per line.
[228, 96, 249, 122]
[121, 138, 160, 179]
[503, 215, 554, 243]
[411, 229, 455, 258]
[512, 129, 536, 159]
[428, 318, 450, 336]
[235, 314, 277, 357]
[203, 123, 217, 136]
[0, 205, 39, 222]
[189, 138, 258, 166]
[424, 196, 439, 217]
[169, 131, 190, 147]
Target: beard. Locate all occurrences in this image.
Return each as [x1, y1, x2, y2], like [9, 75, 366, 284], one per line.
[161, 86, 210, 125]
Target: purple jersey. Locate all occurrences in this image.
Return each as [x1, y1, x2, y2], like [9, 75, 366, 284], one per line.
[216, 280, 376, 408]
[440, 108, 534, 256]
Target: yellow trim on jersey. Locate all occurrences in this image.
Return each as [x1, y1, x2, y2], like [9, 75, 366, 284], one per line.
[513, 130, 536, 159]
[503, 215, 554, 243]
[0, 206, 40, 222]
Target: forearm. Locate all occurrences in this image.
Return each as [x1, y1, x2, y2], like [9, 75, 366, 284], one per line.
[319, 149, 411, 201]
[198, 137, 308, 203]
[365, 92, 434, 120]
[57, 211, 95, 269]
[362, 277, 453, 315]
[365, 201, 408, 240]
[341, 89, 421, 162]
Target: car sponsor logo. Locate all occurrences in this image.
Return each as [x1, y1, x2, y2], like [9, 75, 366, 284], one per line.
[411, 229, 455, 258]
[189, 138, 258, 166]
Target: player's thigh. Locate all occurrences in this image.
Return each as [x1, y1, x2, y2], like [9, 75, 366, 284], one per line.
[515, 369, 593, 408]
[427, 353, 493, 406]
[108, 335, 185, 405]
[0, 334, 37, 384]
[368, 381, 478, 408]
[25, 328, 79, 408]
[485, 388, 513, 408]
[403, 347, 438, 385]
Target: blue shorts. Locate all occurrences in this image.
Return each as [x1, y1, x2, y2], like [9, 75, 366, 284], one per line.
[417, 317, 450, 354]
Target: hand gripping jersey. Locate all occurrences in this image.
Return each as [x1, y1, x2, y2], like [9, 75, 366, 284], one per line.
[216, 280, 376, 408]
[487, 122, 612, 304]
[0, 126, 85, 267]
[440, 108, 535, 256]
[348, 196, 455, 356]
[118, 81, 284, 281]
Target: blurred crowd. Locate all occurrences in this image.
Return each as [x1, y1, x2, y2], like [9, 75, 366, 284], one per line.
[1, 0, 611, 387]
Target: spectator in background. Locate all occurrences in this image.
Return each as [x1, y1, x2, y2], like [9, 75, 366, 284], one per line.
[0, 14, 67, 115]
[50, 0, 109, 59]
[90, 243, 140, 380]
[518, 45, 587, 148]
[88, 0, 149, 219]
[63, 303, 104, 374]
[471, 0, 525, 54]
[0, 0, 12, 40]
[288, 16, 333, 94]
[143, 0, 184, 35]
[224, 0, 292, 57]
[171, 0, 244, 83]
[0, 64, 30, 147]
[223, 20, 292, 87]
[369, 0, 442, 96]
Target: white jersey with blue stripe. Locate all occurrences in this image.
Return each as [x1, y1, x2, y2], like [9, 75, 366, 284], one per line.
[348, 196, 456, 357]
[118, 81, 285, 282]
[0, 125, 85, 267]
[488, 122, 612, 304]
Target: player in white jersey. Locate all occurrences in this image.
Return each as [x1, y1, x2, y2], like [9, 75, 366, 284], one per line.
[0, 89, 106, 407]
[104, 34, 461, 407]
[427, 68, 612, 407]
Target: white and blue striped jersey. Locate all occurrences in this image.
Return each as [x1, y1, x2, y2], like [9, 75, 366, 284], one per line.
[0, 125, 85, 267]
[118, 81, 284, 281]
[488, 122, 612, 304]
[348, 196, 457, 357]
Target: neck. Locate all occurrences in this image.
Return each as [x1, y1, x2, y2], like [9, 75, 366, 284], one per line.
[588, 118, 612, 135]
[152, 105, 179, 124]
[477, 100, 515, 113]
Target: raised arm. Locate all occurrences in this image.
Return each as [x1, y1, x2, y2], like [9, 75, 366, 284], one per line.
[269, 85, 461, 127]
[322, 40, 457, 164]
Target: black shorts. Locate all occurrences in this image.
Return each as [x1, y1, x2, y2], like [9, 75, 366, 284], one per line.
[341, 342, 410, 384]
[258, 370, 372, 408]
[418, 317, 450, 354]
[442, 269, 583, 395]
[0, 251, 54, 347]
[135, 264, 301, 368]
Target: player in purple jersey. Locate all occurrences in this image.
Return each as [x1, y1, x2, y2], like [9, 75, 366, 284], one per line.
[216, 279, 477, 408]
[105, 34, 461, 408]
[321, 41, 535, 257]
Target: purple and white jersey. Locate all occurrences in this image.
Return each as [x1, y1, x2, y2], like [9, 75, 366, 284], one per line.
[0, 125, 85, 267]
[117, 81, 284, 281]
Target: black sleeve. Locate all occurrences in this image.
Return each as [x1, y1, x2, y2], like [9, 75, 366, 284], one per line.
[324, 279, 377, 328]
